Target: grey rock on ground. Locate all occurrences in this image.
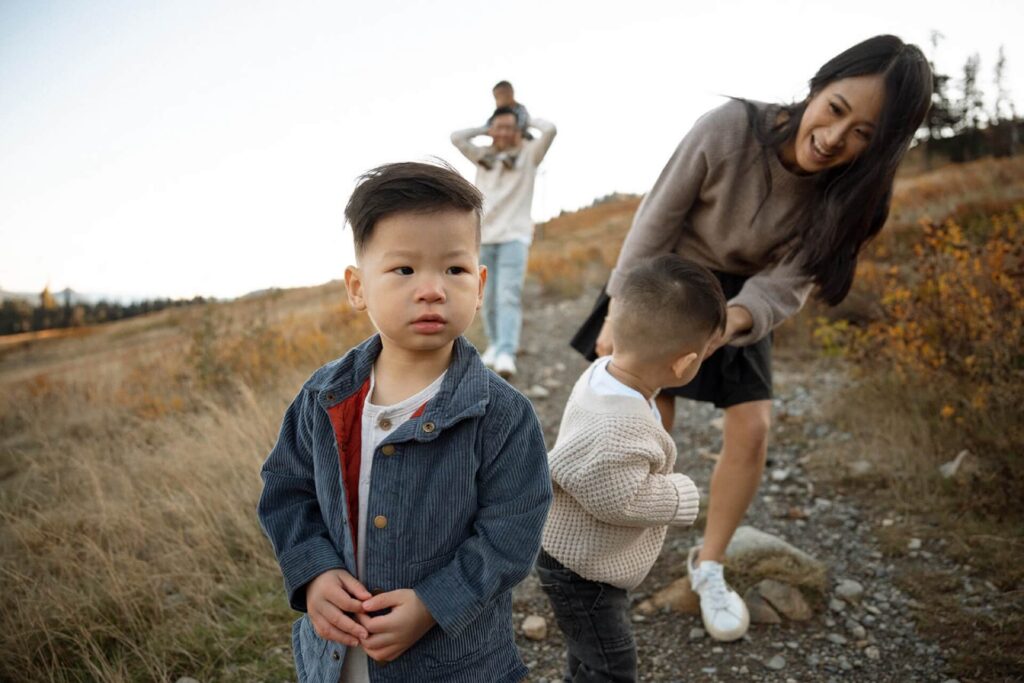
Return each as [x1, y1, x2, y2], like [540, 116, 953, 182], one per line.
[835, 578, 865, 604]
[743, 586, 783, 624]
[757, 578, 814, 621]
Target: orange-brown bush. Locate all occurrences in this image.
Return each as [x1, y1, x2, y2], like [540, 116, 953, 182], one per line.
[527, 196, 638, 298]
[822, 204, 1024, 514]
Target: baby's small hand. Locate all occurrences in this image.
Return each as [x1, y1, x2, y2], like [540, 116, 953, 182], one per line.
[357, 589, 436, 663]
[306, 569, 373, 647]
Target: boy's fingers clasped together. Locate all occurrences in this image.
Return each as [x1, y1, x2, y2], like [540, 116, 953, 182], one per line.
[355, 589, 436, 663]
[308, 570, 435, 663]
[307, 569, 371, 647]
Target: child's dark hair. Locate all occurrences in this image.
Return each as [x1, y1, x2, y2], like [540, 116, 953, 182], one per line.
[492, 80, 514, 92]
[613, 255, 727, 358]
[488, 105, 519, 126]
[345, 160, 483, 254]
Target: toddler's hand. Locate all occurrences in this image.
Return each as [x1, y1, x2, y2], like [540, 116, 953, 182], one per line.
[306, 569, 372, 647]
[357, 589, 436, 663]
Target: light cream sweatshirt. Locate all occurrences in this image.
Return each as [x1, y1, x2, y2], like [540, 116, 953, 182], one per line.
[541, 361, 700, 590]
[450, 118, 557, 245]
[607, 99, 819, 346]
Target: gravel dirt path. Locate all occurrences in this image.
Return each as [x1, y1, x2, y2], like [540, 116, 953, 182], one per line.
[506, 283, 961, 683]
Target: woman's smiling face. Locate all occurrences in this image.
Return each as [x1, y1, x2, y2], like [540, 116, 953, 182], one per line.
[786, 74, 886, 174]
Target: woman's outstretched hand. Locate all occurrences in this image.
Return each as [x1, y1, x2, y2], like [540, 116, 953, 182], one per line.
[704, 305, 753, 359]
[595, 297, 617, 357]
[595, 317, 614, 357]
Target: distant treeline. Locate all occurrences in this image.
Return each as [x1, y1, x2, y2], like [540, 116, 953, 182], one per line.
[920, 38, 1020, 165]
[0, 293, 207, 336]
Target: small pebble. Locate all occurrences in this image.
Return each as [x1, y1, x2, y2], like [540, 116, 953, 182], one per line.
[765, 655, 786, 670]
[689, 627, 705, 641]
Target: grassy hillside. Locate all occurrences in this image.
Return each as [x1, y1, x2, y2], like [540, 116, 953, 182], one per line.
[1, 156, 1022, 681]
[0, 283, 379, 681]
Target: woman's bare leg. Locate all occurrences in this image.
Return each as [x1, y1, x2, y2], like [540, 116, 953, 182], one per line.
[698, 399, 771, 562]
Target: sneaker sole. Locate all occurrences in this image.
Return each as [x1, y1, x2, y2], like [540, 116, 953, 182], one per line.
[703, 612, 750, 642]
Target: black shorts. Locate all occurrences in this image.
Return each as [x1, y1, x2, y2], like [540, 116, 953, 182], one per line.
[569, 272, 772, 409]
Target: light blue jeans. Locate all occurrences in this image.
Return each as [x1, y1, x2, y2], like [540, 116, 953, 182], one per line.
[479, 240, 529, 356]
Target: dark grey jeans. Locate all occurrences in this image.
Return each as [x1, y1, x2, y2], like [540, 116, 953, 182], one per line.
[536, 549, 637, 682]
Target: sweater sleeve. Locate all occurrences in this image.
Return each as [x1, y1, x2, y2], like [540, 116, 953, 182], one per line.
[550, 426, 700, 528]
[450, 125, 489, 163]
[528, 118, 557, 165]
[727, 253, 814, 346]
[606, 110, 719, 298]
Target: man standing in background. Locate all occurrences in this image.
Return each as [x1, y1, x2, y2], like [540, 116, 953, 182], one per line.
[451, 92, 556, 378]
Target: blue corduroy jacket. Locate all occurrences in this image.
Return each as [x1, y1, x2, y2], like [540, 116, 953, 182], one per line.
[258, 335, 552, 682]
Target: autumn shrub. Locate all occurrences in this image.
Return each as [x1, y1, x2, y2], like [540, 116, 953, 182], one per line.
[824, 205, 1024, 514]
[529, 244, 618, 298]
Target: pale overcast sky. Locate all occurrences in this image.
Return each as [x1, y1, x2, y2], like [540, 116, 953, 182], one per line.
[1, 0, 1021, 300]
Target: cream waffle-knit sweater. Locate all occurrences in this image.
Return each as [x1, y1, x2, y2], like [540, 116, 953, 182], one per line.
[541, 361, 700, 589]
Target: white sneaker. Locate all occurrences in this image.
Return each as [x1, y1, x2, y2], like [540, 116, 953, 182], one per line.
[493, 352, 517, 379]
[687, 546, 750, 642]
[480, 345, 498, 368]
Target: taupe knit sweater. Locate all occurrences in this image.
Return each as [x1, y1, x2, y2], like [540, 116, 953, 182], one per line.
[607, 99, 818, 346]
[541, 361, 700, 590]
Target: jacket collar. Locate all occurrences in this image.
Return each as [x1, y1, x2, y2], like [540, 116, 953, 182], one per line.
[307, 335, 490, 440]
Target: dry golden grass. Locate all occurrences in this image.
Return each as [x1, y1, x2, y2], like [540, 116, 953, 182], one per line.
[0, 282, 375, 681]
[527, 196, 640, 298]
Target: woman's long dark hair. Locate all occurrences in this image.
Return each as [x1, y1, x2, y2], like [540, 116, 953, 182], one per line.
[743, 35, 932, 305]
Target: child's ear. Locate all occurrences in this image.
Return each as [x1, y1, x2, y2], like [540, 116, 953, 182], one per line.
[344, 265, 366, 311]
[671, 352, 699, 379]
[476, 264, 488, 310]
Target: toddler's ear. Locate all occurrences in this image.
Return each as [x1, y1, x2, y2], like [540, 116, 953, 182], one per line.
[671, 352, 699, 380]
[344, 266, 367, 311]
[476, 265, 488, 310]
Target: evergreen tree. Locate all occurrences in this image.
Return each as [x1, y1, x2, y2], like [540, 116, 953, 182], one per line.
[955, 53, 985, 161]
[923, 31, 959, 167]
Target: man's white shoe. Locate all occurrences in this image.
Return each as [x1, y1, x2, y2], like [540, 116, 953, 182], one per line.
[480, 345, 498, 368]
[687, 546, 750, 642]
[493, 352, 517, 379]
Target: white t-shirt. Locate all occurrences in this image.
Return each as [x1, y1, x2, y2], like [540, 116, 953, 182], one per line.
[340, 369, 446, 683]
[589, 356, 661, 421]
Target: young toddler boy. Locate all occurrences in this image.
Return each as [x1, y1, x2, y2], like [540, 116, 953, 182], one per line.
[490, 80, 531, 140]
[258, 161, 553, 683]
[537, 254, 727, 682]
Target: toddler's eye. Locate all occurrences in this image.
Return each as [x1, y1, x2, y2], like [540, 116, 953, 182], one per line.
[447, 266, 468, 275]
[394, 266, 414, 275]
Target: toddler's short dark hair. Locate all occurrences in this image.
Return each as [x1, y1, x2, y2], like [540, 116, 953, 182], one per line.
[345, 160, 482, 255]
[613, 255, 727, 358]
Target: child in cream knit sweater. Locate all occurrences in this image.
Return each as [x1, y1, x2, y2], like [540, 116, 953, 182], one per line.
[538, 255, 727, 682]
